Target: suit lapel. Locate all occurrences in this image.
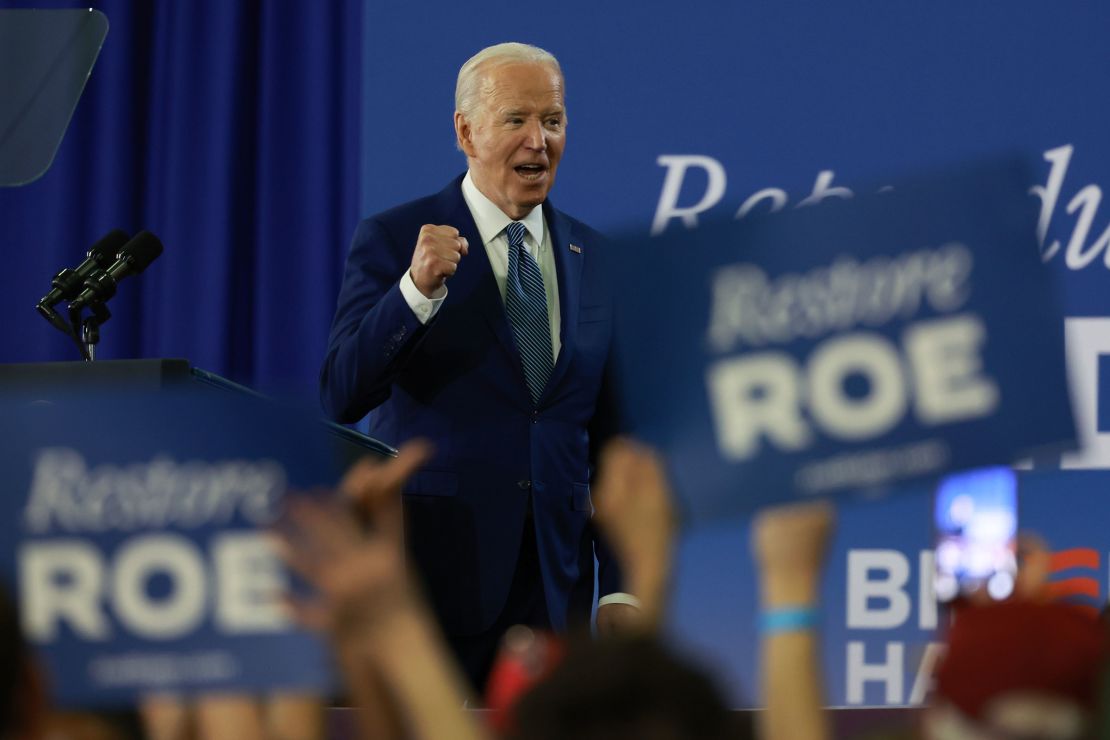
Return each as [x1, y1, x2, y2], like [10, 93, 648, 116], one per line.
[436, 179, 584, 407]
[436, 179, 531, 386]
[539, 203, 582, 402]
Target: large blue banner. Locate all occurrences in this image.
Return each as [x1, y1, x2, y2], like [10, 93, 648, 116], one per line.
[672, 469, 1110, 707]
[361, 1, 1110, 708]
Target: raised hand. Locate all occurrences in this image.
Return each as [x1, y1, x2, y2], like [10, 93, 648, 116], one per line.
[752, 500, 835, 609]
[593, 438, 677, 632]
[409, 225, 469, 298]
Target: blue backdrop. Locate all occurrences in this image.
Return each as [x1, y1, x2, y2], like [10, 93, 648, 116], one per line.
[3, 0, 1110, 709]
[357, 2, 1110, 706]
[0, 0, 360, 393]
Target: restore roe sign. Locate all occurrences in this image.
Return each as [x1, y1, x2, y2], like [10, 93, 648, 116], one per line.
[608, 158, 1075, 520]
[0, 392, 337, 707]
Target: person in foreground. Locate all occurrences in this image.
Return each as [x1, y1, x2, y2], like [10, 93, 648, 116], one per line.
[279, 439, 741, 740]
[319, 41, 628, 690]
[274, 439, 828, 740]
[280, 442, 490, 740]
[502, 439, 745, 740]
[283, 441, 1110, 739]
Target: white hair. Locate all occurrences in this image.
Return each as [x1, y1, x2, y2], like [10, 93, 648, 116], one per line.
[455, 42, 563, 121]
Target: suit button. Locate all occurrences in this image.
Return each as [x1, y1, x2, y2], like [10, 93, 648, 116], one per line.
[531, 411, 538, 423]
[517, 480, 531, 490]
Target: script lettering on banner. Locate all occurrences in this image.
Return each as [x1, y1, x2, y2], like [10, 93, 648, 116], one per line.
[609, 158, 1075, 519]
[704, 244, 998, 494]
[20, 448, 288, 644]
[0, 392, 338, 707]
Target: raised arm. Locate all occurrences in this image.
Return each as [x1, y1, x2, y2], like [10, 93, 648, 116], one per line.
[279, 443, 491, 740]
[320, 219, 467, 422]
[753, 500, 835, 740]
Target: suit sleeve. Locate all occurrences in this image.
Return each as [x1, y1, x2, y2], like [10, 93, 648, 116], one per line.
[320, 217, 431, 423]
[590, 300, 626, 599]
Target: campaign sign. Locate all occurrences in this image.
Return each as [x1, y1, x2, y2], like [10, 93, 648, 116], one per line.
[0, 390, 344, 707]
[608, 158, 1075, 521]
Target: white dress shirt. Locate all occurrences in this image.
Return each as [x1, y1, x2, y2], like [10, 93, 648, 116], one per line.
[400, 171, 560, 365]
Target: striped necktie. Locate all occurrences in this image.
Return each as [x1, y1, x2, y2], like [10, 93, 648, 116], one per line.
[504, 221, 553, 405]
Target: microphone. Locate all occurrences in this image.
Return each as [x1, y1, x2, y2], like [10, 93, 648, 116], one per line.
[36, 229, 129, 337]
[69, 231, 163, 311]
[37, 229, 129, 308]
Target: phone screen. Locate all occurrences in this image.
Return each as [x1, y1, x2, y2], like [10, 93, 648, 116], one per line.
[933, 466, 1018, 603]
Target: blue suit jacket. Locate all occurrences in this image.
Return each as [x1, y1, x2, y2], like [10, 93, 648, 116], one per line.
[320, 176, 621, 636]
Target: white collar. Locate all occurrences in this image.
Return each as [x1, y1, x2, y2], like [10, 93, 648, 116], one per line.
[461, 171, 546, 247]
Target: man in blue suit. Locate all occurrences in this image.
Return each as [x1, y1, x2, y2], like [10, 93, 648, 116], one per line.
[320, 42, 633, 690]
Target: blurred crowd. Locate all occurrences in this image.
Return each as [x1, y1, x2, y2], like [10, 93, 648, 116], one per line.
[2, 439, 1108, 739]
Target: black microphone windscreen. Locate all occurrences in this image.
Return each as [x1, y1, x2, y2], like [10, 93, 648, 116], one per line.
[117, 231, 164, 272]
[89, 229, 130, 263]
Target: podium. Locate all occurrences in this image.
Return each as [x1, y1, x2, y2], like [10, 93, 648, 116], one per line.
[0, 358, 394, 464]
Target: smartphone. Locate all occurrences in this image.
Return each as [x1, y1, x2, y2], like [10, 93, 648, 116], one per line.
[933, 466, 1018, 603]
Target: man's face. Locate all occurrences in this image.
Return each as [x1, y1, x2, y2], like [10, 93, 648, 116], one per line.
[455, 61, 566, 220]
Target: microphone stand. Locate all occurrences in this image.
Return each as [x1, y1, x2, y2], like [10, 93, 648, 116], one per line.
[68, 301, 110, 362]
[35, 301, 73, 337]
[37, 300, 91, 360]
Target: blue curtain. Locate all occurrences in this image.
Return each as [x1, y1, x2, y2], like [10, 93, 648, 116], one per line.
[0, 0, 362, 398]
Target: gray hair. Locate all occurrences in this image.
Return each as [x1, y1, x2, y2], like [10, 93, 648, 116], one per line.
[455, 42, 563, 121]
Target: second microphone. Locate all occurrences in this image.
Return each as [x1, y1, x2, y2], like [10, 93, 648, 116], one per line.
[69, 231, 164, 311]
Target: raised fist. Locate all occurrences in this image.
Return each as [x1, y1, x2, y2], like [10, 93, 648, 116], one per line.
[409, 224, 469, 298]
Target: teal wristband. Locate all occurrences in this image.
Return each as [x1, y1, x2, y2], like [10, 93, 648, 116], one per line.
[759, 607, 819, 634]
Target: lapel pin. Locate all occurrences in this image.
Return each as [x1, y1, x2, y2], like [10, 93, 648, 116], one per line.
[569, 244, 582, 254]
